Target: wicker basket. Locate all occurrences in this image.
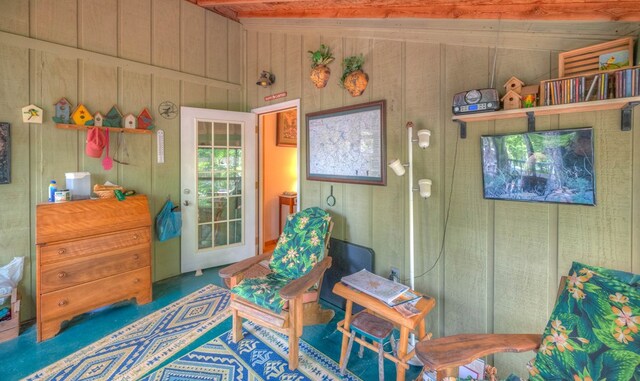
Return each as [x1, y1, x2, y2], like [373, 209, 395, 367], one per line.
[93, 184, 124, 199]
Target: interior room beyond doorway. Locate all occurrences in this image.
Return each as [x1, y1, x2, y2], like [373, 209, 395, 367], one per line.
[260, 108, 298, 253]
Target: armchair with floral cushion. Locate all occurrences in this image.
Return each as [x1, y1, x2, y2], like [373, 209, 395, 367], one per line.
[415, 262, 640, 381]
[218, 207, 334, 370]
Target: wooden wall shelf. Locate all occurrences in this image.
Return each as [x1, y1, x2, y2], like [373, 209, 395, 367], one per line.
[452, 96, 640, 138]
[56, 123, 152, 135]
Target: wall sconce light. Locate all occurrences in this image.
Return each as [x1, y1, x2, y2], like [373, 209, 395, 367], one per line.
[417, 129, 431, 149]
[418, 179, 432, 198]
[256, 71, 275, 87]
[388, 158, 406, 176]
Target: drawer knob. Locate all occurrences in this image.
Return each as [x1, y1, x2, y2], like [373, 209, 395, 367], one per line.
[58, 248, 67, 255]
[133, 234, 140, 240]
[133, 278, 140, 283]
[133, 254, 139, 260]
[57, 271, 67, 278]
[58, 299, 68, 307]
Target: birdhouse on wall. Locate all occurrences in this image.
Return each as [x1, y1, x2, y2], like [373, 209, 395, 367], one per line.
[504, 76, 525, 95]
[137, 108, 154, 130]
[52, 98, 72, 123]
[71, 104, 94, 125]
[22, 104, 44, 124]
[521, 85, 539, 108]
[104, 106, 123, 127]
[123, 113, 137, 129]
[501, 90, 522, 110]
[93, 112, 104, 127]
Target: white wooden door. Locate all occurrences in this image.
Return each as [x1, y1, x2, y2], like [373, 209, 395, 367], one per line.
[180, 107, 256, 273]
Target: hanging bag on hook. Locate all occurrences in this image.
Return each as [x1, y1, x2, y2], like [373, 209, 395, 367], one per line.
[156, 199, 182, 241]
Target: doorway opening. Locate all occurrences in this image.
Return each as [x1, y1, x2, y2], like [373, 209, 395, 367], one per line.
[252, 100, 301, 255]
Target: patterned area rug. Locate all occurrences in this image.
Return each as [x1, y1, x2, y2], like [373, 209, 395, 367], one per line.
[23, 285, 231, 381]
[140, 321, 361, 381]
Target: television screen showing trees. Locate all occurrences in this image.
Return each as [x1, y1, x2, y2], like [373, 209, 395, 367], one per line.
[481, 127, 595, 206]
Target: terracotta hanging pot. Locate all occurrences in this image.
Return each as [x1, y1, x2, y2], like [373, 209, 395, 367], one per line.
[310, 64, 331, 89]
[344, 70, 369, 97]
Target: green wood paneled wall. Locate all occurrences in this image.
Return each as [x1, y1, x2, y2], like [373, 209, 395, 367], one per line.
[242, 19, 640, 376]
[0, 0, 243, 322]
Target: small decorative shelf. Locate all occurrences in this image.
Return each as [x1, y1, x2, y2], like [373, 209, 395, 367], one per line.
[55, 123, 152, 135]
[452, 96, 640, 138]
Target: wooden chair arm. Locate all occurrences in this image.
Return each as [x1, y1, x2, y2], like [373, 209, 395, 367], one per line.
[415, 333, 541, 371]
[280, 256, 332, 300]
[219, 252, 273, 279]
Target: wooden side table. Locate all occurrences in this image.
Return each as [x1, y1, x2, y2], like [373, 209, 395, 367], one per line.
[332, 282, 436, 381]
[278, 194, 297, 234]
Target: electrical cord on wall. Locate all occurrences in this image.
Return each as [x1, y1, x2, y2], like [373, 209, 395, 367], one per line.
[403, 130, 460, 283]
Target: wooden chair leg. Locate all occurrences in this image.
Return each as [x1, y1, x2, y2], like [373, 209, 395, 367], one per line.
[232, 308, 243, 342]
[288, 299, 301, 370]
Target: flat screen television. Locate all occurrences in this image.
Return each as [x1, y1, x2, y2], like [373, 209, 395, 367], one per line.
[481, 127, 595, 205]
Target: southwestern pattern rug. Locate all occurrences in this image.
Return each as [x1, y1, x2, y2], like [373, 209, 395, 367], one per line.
[139, 321, 361, 381]
[23, 284, 231, 381]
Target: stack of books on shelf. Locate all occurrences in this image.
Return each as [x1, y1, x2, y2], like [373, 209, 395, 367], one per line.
[541, 66, 640, 106]
[341, 269, 421, 317]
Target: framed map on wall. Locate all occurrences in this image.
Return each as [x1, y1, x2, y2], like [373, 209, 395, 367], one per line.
[306, 100, 386, 185]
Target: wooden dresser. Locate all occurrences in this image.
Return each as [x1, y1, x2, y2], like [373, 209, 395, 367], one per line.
[35, 195, 152, 341]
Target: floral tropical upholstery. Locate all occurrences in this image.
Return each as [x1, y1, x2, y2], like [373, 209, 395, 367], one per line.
[230, 207, 331, 313]
[528, 261, 640, 380]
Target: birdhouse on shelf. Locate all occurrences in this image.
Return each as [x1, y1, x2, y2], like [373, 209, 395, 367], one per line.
[123, 113, 137, 129]
[52, 98, 72, 123]
[93, 112, 104, 127]
[501, 90, 522, 110]
[504, 76, 525, 95]
[521, 85, 539, 108]
[137, 108, 154, 130]
[71, 104, 94, 125]
[22, 104, 44, 124]
[104, 106, 123, 127]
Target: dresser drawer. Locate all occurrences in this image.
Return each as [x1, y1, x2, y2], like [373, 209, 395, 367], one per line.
[39, 246, 150, 293]
[40, 267, 151, 322]
[38, 228, 150, 265]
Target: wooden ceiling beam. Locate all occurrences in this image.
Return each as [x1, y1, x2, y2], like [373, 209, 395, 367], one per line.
[198, 0, 304, 5]
[235, 3, 640, 21]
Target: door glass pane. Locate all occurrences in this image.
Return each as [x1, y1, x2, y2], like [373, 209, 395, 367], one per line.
[196, 119, 244, 250]
[198, 121, 212, 146]
[198, 198, 212, 224]
[229, 220, 241, 245]
[198, 224, 212, 249]
[213, 198, 227, 221]
[214, 222, 228, 246]
[229, 196, 241, 219]
[214, 122, 227, 146]
[229, 123, 241, 147]
[198, 148, 212, 173]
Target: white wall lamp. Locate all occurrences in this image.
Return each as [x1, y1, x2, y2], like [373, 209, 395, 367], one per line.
[387, 121, 432, 364]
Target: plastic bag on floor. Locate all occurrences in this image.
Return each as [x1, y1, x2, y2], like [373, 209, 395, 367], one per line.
[0, 257, 24, 304]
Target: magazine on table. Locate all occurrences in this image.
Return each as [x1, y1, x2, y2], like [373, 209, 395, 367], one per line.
[393, 299, 421, 317]
[388, 289, 421, 307]
[341, 269, 409, 305]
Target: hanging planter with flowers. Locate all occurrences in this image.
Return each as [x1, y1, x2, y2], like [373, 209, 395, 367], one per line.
[340, 54, 368, 97]
[308, 44, 335, 89]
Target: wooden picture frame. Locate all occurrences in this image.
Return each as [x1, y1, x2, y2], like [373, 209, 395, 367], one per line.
[276, 109, 297, 147]
[306, 100, 386, 186]
[0, 123, 10, 184]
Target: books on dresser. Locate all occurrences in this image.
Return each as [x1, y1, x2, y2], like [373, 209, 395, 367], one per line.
[341, 269, 420, 307]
